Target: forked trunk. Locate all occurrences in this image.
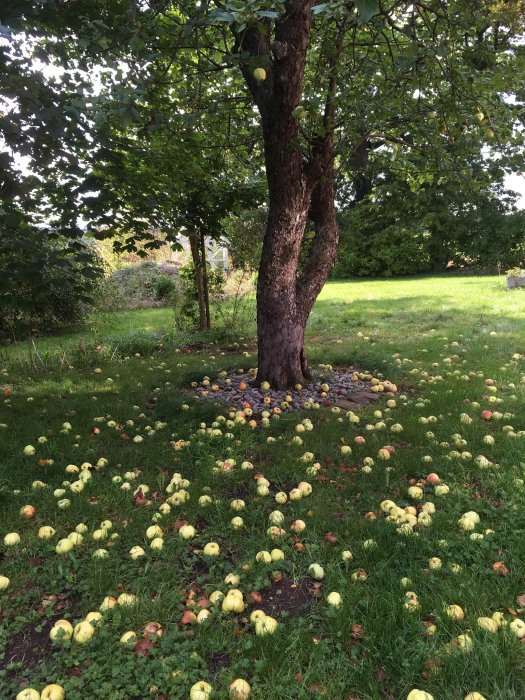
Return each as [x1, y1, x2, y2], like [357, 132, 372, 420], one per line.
[256, 198, 309, 388]
[256, 165, 339, 390]
[235, 0, 341, 389]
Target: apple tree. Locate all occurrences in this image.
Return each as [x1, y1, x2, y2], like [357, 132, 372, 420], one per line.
[200, 0, 525, 386]
[3, 1, 525, 386]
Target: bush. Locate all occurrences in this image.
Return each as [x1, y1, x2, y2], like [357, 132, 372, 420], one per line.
[101, 262, 179, 310]
[212, 269, 256, 330]
[0, 223, 104, 342]
[155, 274, 178, 301]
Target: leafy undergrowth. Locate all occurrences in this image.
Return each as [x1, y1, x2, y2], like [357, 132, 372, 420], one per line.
[1, 278, 525, 700]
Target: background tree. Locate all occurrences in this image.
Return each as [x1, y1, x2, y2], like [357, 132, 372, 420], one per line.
[334, 149, 525, 276]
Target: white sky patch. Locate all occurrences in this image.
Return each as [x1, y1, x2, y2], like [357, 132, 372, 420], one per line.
[505, 172, 525, 208]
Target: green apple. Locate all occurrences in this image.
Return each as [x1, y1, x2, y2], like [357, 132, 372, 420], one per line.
[253, 67, 266, 81]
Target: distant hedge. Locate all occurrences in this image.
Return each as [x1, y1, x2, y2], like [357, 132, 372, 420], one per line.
[332, 191, 525, 278]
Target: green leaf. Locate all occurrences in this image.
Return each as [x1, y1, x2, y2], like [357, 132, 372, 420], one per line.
[257, 10, 280, 19]
[207, 9, 235, 23]
[354, 0, 379, 24]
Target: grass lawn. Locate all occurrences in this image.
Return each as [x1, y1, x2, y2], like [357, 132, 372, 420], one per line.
[1, 275, 525, 700]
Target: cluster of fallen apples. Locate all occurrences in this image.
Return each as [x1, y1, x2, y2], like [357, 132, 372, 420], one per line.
[2, 353, 525, 698]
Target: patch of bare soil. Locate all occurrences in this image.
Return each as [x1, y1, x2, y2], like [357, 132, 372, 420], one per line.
[254, 575, 320, 618]
[208, 651, 232, 675]
[3, 618, 55, 670]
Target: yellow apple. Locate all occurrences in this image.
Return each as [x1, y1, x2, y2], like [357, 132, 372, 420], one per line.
[255, 615, 278, 635]
[308, 563, 325, 580]
[16, 689, 40, 700]
[73, 620, 95, 643]
[117, 593, 137, 606]
[222, 593, 244, 613]
[4, 532, 20, 546]
[203, 542, 220, 556]
[229, 678, 251, 699]
[50, 619, 73, 642]
[120, 630, 137, 645]
[256, 550, 272, 564]
[38, 526, 56, 540]
[190, 681, 212, 700]
[100, 596, 117, 611]
[326, 591, 342, 607]
[56, 538, 74, 555]
[179, 525, 196, 539]
[41, 684, 65, 700]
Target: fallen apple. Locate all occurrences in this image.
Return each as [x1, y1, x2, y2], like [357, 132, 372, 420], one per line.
[73, 620, 95, 643]
[16, 689, 40, 700]
[50, 619, 74, 642]
[326, 591, 342, 607]
[407, 691, 434, 700]
[203, 542, 220, 556]
[190, 681, 213, 700]
[308, 563, 325, 580]
[255, 615, 278, 636]
[120, 630, 137, 645]
[229, 678, 251, 699]
[55, 538, 74, 555]
[41, 684, 65, 700]
[4, 532, 20, 546]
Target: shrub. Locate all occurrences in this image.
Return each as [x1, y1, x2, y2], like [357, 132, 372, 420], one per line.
[101, 262, 179, 310]
[212, 269, 256, 330]
[155, 274, 178, 301]
[0, 224, 104, 342]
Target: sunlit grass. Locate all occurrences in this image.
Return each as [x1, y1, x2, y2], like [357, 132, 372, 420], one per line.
[0, 275, 525, 699]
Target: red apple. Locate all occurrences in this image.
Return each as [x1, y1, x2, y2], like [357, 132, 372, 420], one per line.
[20, 505, 36, 519]
[481, 410, 493, 420]
[427, 473, 440, 484]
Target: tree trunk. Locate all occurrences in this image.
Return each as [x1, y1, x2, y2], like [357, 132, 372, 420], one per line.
[235, 1, 342, 389]
[256, 198, 311, 389]
[256, 157, 339, 389]
[188, 233, 207, 330]
[200, 232, 211, 329]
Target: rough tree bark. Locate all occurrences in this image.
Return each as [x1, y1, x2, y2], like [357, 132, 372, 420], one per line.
[237, 1, 343, 389]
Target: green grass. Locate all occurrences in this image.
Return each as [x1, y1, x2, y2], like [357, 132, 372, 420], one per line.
[1, 307, 176, 363]
[1, 275, 525, 700]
